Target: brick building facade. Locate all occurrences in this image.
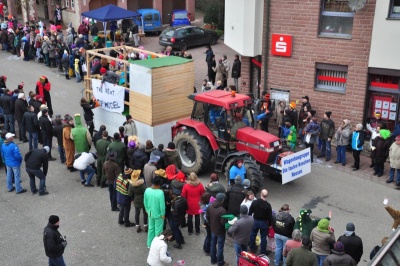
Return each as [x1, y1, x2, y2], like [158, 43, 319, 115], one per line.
[239, 1, 376, 126]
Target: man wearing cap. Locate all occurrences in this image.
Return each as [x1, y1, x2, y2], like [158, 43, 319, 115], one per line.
[337, 223, 363, 264]
[144, 152, 159, 187]
[286, 235, 317, 266]
[73, 152, 97, 187]
[318, 111, 335, 162]
[14, 93, 28, 142]
[95, 130, 111, 187]
[22, 105, 40, 151]
[323, 241, 356, 265]
[25, 146, 50, 196]
[107, 132, 126, 173]
[274, 204, 296, 266]
[207, 192, 228, 266]
[43, 215, 67, 266]
[103, 151, 120, 211]
[229, 159, 246, 185]
[0, 88, 15, 133]
[144, 176, 166, 248]
[228, 205, 254, 264]
[1, 132, 26, 194]
[169, 187, 188, 249]
[388, 136, 400, 187]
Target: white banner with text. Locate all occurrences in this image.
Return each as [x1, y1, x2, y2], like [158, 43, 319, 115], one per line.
[281, 148, 311, 184]
[92, 79, 124, 113]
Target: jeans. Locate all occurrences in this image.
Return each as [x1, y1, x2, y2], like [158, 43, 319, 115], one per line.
[58, 146, 66, 164]
[80, 165, 95, 185]
[28, 131, 39, 151]
[4, 114, 15, 133]
[389, 168, 400, 184]
[274, 233, 289, 266]
[203, 224, 211, 254]
[26, 168, 46, 194]
[75, 71, 81, 82]
[187, 214, 200, 234]
[320, 140, 331, 159]
[352, 150, 361, 169]
[48, 255, 66, 266]
[170, 219, 184, 244]
[210, 233, 225, 266]
[135, 206, 148, 225]
[234, 243, 248, 265]
[336, 145, 346, 164]
[108, 184, 117, 209]
[316, 254, 327, 266]
[250, 219, 268, 255]
[17, 120, 26, 140]
[119, 203, 132, 225]
[44, 53, 49, 66]
[6, 166, 22, 192]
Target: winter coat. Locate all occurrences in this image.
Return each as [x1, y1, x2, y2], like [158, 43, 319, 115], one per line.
[8, 33, 14, 49]
[170, 196, 188, 223]
[124, 120, 137, 137]
[107, 140, 126, 171]
[73, 152, 96, 171]
[39, 115, 53, 137]
[95, 138, 110, 159]
[0, 93, 14, 115]
[275, 101, 286, 126]
[389, 141, 400, 169]
[66, 33, 73, 47]
[371, 134, 390, 164]
[310, 227, 336, 256]
[205, 181, 226, 197]
[80, 100, 95, 122]
[207, 200, 227, 236]
[62, 124, 75, 152]
[144, 162, 157, 186]
[52, 124, 64, 147]
[165, 149, 182, 169]
[286, 246, 318, 266]
[228, 214, 254, 245]
[43, 223, 65, 258]
[274, 211, 296, 238]
[128, 178, 146, 208]
[41, 40, 49, 54]
[23, 111, 39, 133]
[181, 179, 205, 215]
[71, 116, 92, 153]
[152, 149, 168, 170]
[61, 56, 69, 70]
[337, 233, 363, 264]
[133, 149, 149, 175]
[351, 130, 364, 151]
[319, 118, 335, 140]
[323, 251, 356, 266]
[170, 180, 185, 196]
[116, 175, 131, 205]
[298, 102, 312, 128]
[103, 160, 120, 184]
[335, 120, 351, 146]
[231, 58, 241, 79]
[226, 184, 247, 216]
[283, 239, 302, 257]
[213, 62, 227, 83]
[1, 141, 22, 167]
[25, 149, 49, 175]
[14, 98, 27, 122]
[304, 120, 320, 144]
[147, 235, 172, 266]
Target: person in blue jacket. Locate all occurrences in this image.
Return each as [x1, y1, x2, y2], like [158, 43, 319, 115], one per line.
[351, 123, 365, 171]
[1, 132, 26, 193]
[229, 159, 246, 185]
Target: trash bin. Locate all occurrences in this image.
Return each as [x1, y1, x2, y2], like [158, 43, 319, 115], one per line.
[106, 41, 112, 48]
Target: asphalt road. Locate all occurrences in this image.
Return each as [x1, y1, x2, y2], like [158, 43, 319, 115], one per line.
[0, 42, 397, 266]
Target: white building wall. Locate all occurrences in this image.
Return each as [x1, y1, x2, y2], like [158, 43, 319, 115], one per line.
[369, 0, 400, 70]
[224, 0, 264, 57]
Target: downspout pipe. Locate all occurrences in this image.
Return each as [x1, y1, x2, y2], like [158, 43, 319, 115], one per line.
[263, 0, 271, 96]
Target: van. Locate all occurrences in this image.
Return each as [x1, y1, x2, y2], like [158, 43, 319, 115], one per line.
[133, 9, 162, 34]
[170, 9, 191, 27]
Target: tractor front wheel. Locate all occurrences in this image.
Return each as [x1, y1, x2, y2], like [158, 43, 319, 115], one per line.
[224, 157, 263, 194]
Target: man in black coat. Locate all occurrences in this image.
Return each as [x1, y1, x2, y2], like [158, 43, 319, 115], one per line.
[14, 93, 28, 142]
[25, 146, 50, 195]
[225, 175, 247, 216]
[231, 54, 241, 92]
[0, 89, 15, 133]
[338, 222, 363, 264]
[132, 143, 148, 176]
[39, 109, 56, 160]
[152, 144, 168, 170]
[22, 105, 40, 151]
[169, 191, 188, 249]
[43, 215, 67, 265]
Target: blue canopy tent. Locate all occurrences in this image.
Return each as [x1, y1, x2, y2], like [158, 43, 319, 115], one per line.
[81, 4, 141, 42]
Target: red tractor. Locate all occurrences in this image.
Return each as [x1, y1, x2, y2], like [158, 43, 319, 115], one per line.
[171, 90, 283, 194]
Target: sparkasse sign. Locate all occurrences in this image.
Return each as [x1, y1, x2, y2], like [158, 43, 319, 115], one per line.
[271, 34, 293, 57]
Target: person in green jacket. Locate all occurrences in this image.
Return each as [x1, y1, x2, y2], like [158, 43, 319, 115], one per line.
[144, 176, 166, 248]
[70, 114, 92, 153]
[294, 209, 322, 238]
[286, 235, 317, 266]
[107, 132, 127, 173]
[287, 124, 297, 151]
[95, 130, 111, 187]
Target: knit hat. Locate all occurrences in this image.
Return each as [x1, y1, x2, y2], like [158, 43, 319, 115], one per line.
[166, 165, 178, 180]
[175, 171, 186, 182]
[216, 193, 225, 202]
[325, 111, 332, 118]
[235, 175, 242, 184]
[346, 222, 355, 232]
[333, 241, 345, 252]
[243, 179, 251, 188]
[317, 218, 330, 233]
[289, 102, 296, 109]
[155, 169, 167, 178]
[124, 168, 133, 175]
[167, 142, 175, 149]
[49, 215, 60, 225]
[149, 153, 160, 163]
[292, 229, 302, 241]
[100, 67, 107, 74]
[210, 173, 218, 182]
[128, 140, 136, 149]
[240, 205, 248, 215]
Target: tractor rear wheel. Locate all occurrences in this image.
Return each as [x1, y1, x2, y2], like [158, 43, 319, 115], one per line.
[224, 157, 263, 194]
[174, 129, 212, 174]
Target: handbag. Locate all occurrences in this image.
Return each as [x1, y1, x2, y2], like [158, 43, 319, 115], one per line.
[68, 67, 74, 77]
[305, 133, 312, 143]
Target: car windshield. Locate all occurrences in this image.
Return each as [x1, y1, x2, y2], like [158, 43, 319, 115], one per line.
[174, 12, 188, 19]
[144, 14, 152, 21]
[162, 29, 176, 37]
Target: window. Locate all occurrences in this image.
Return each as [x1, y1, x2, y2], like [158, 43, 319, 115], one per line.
[370, 74, 399, 90]
[319, 0, 354, 38]
[71, 0, 74, 9]
[389, 0, 400, 18]
[154, 13, 160, 22]
[144, 14, 152, 22]
[315, 63, 348, 93]
[65, 0, 69, 8]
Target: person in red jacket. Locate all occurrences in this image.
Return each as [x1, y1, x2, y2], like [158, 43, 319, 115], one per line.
[181, 172, 205, 235]
[35, 76, 53, 117]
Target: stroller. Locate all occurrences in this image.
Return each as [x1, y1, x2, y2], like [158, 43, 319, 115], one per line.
[238, 251, 270, 266]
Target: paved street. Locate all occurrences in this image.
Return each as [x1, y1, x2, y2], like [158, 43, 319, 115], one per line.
[0, 36, 398, 266]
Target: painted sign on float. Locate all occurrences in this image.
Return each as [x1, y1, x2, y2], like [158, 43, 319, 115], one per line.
[271, 34, 293, 57]
[92, 79, 125, 113]
[281, 148, 311, 184]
